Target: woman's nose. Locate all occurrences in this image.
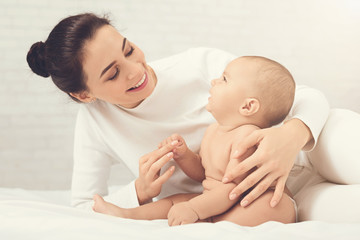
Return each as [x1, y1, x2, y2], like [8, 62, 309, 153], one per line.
[126, 62, 142, 80]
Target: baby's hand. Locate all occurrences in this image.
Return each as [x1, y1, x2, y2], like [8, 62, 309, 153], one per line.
[158, 134, 189, 160]
[167, 202, 199, 226]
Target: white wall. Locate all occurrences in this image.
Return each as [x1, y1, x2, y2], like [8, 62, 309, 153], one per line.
[0, 0, 359, 190]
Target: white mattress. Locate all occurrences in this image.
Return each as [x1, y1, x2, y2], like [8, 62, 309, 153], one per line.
[1, 187, 359, 240]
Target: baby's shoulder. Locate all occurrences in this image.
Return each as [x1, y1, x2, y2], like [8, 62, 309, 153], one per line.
[232, 124, 259, 138]
[204, 123, 218, 135]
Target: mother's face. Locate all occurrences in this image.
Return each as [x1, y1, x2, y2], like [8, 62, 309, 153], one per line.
[73, 25, 157, 108]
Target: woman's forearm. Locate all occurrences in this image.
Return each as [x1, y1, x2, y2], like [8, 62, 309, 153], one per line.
[283, 118, 312, 151]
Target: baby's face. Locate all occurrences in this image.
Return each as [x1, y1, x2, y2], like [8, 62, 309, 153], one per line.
[206, 57, 259, 120]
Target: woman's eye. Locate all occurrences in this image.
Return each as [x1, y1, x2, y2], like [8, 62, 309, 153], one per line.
[109, 67, 119, 80]
[125, 46, 134, 57]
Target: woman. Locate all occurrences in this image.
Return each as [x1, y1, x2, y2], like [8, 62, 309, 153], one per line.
[26, 13, 328, 213]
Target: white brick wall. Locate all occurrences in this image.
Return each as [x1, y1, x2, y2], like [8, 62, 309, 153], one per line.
[1, 0, 359, 190]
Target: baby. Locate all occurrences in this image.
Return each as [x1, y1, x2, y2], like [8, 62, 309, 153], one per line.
[93, 56, 297, 226]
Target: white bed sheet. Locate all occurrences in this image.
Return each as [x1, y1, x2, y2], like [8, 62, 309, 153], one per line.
[0, 187, 359, 240]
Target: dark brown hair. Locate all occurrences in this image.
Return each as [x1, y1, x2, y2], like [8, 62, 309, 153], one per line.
[26, 13, 110, 102]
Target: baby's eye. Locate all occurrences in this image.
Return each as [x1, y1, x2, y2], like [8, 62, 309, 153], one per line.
[223, 76, 227, 82]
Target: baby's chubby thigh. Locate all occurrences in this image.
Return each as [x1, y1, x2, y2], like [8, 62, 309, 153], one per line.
[211, 190, 296, 226]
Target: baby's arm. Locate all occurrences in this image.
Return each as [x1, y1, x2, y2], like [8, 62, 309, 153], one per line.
[159, 134, 205, 182]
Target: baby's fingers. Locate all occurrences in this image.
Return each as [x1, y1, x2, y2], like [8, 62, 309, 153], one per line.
[158, 135, 180, 149]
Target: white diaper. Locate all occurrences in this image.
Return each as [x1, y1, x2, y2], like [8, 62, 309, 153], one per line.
[289, 197, 298, 222]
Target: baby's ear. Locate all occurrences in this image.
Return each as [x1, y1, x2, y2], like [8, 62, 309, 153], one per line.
[239, 98, 260, 116]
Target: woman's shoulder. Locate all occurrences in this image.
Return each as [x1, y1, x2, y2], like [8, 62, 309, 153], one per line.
[77, 100, 107, 113]
[76, 100, 114, 122]
[74, 101, 122, 140]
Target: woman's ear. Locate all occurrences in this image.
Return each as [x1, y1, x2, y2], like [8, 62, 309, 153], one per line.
[239, 98, 260, 116]
[69, 91, 95, 103]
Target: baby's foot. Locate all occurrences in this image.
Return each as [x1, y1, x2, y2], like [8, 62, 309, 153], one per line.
[92, 194, 109, 214]
[93, 194, 125, 217]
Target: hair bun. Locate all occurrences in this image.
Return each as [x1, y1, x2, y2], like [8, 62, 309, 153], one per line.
[26, 41, 50, 78]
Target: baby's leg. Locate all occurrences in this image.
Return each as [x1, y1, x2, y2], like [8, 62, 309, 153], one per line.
[211, 190, 296, 226]
[93, 193, 199, 220]
[93, 194, 126, 217]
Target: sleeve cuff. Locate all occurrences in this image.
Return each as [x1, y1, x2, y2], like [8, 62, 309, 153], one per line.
[104, 180, 142, 208]
[290, 85, 330, 151]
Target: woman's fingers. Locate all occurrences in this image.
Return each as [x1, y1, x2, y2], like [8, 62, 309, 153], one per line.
[228, 163, 269, 201]
[223, 152, 262, 183]
[237, 173, 277, 207]
[148, 152, 174, 177]
[232, 130, 263, 158]
[270, 176, 286, 207]
[142, 141, 177, 167]
[153, 165, 175, 187]
[223, 132, 264, 183]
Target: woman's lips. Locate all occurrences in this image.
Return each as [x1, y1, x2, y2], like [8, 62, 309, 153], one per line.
[127, 73, 148, 92]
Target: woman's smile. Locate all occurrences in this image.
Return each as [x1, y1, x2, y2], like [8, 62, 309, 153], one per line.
[127, 72, 148, 92]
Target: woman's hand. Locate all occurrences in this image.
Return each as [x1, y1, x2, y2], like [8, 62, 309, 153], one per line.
[135, 142, 177, 205]
[223, 119, 312, 207]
